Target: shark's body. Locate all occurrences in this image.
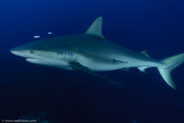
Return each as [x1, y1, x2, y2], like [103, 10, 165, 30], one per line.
[11, 17, 184, 89]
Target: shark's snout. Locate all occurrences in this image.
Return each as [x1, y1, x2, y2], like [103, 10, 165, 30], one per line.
[10, 46, 26, 57]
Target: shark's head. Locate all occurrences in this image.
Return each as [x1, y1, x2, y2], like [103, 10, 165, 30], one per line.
[10, 16, 103, 70]
[10, 39, 74, 69]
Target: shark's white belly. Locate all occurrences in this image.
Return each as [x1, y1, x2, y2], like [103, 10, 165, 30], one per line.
[76, 55, 127, 71]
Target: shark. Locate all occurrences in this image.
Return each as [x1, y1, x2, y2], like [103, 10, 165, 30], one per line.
[10, 17, 184, 89]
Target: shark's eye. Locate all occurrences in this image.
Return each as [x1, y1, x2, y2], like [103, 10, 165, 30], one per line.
[30, 50, 34, 54]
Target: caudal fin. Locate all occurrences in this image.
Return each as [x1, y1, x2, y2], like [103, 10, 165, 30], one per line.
[157, 53, 184, 89]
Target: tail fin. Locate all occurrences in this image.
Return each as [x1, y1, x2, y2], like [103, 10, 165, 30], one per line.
[157, 53, 184, 89]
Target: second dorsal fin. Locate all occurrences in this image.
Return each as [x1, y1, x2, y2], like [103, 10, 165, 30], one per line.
[141, 50, 151, 58]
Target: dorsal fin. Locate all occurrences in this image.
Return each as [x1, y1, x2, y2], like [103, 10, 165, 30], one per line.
[85, 16, 104, 39]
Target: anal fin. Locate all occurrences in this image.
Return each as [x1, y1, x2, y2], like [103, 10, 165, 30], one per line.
[138, 67, 148, 73]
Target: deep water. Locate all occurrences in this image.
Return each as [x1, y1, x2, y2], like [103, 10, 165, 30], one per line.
[1, 0, 184, 123]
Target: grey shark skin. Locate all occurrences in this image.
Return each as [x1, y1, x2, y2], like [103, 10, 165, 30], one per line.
[11, 17, 184, 89]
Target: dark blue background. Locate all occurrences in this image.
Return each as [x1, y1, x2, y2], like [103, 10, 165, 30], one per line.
[1, 0, 184, 123]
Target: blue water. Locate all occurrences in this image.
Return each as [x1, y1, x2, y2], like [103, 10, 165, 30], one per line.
[1, 0, 184, 123]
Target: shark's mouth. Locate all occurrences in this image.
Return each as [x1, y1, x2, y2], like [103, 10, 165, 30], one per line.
[26, 58, 42, 64]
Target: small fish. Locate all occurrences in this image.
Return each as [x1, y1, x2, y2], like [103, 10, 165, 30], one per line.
[33, 36, 40, 38]
[48, 32, 53, 35]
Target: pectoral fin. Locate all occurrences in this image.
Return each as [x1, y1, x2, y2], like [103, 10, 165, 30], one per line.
[69, 62, 124, 88]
